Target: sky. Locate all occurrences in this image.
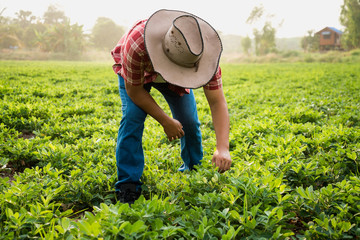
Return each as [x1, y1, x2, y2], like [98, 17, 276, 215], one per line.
[1, 0, 344, 38]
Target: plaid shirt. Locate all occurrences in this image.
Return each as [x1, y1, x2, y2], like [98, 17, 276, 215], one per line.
[111, 19, 222, 96]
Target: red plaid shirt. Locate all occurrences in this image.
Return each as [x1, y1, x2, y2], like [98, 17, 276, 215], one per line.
[111, 19, 222, 96]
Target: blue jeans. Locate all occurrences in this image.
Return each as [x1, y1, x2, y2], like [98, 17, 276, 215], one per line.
[115, 75, 203, 190]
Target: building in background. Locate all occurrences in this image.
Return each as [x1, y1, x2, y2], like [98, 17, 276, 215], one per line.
[316, 27, 343, 51]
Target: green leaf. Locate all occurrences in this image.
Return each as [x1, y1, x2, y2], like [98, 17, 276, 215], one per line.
[331, 218, 337, 229]
[277, 208, 283, 220]
[272, 226, 282, 239]
[61, 217, 71, 231]
[222, 226, 235, 240]
[90, 221, 101, 236]
[118, 221, 130, 232]
[250, 203, 262, 217]
[130, 220, 146, 234]
[297, 186, 306, 198]
[346, 152, 357, 160]
[152, 218, 163, 231]
[229, 210, 241, 221]
[77, 221, 92, 235]
[6, 208, 14, 218]
[55, 225, 65, 234]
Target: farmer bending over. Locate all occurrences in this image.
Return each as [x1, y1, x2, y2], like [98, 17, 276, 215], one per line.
[111, 9, 232, 204]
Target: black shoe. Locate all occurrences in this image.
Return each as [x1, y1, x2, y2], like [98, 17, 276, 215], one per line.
[116, 183, 141, 205]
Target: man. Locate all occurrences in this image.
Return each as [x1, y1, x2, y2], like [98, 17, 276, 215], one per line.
[111, 9, 231, 204]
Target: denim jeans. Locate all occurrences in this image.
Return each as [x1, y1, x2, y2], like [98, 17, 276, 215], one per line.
[115, 75, 203, 190]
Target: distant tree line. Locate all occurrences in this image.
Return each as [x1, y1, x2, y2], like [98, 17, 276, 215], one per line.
[0, 5, 125, 55]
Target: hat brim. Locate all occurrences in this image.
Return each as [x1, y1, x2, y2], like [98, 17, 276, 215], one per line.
[144, 9, 222, 89]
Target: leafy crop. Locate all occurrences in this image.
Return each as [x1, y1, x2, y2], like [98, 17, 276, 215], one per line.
[1, 61, 359, 239]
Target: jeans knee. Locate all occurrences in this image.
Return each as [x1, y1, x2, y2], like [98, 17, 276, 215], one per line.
[121, 102, 146, 123]
[182, 121, 200, 138]
[181, 113, 200, 127]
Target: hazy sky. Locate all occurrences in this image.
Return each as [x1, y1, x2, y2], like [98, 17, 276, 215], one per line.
[1, 0, 344, 38]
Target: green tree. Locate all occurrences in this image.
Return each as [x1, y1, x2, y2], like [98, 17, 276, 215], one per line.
[43, 5, 67, 25]
[91, 17, 125, 50]
[14, 10, 36, 28]
[246, 6, 264, 25]
[35, 20, 85, 55]
[0, 9, 21, 48]
[24, 21, 46, 49]
[0, 9, 44, 49]
[301, 30, 319, 52]
[340, 0, 360, 49]
[241, 36, 252, 55]
[1, 5, 85, 55]
[14, 10, 39, 48]
[33, 5, 85, 55]
[0, 23, 21, 48]
[246, 5, 277, 56]
[253, 22, 276, 56]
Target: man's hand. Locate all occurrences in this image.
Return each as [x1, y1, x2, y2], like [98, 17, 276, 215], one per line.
[162, 118, 185, 141]
[125, 82, 185, 142]
[212, 149, 232, 173]
[126, 82, 184, 142]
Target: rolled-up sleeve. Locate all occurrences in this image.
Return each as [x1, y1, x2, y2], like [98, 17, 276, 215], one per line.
[111, 20, 147, 86]
[121, 33, 145, 86]
[203, 66, 222, 90]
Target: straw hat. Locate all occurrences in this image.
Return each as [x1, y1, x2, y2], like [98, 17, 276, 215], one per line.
[144, 9, 222, 89]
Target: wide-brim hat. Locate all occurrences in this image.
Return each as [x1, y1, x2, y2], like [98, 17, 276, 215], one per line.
[144, 9, 222, 89]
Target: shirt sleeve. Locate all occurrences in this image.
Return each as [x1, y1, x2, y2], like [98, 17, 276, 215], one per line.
[121, 30, 146, 86]
[203, 66, 222, 90]
[111, 36, 125, 75]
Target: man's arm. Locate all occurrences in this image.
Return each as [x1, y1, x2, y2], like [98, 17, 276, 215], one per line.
[204, 87, 232, 172]
[125, 81, 184, 141]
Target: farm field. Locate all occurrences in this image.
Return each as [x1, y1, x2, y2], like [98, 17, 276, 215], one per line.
[0, 60, 360, 239]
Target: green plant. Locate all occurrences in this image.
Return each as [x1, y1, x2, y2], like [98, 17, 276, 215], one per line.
[1, 61, 359, 239]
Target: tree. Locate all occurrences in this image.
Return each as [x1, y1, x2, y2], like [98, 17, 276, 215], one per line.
[253, 22, 276, 55]
[340, 0, 360, 49]
[0, 9, 44, 49]
[0, 5, 85, 55]
[35, 20, 85, 55]
[91, 17, 125, 50]
[33, 5, 85, 55]
[0, 22, 22, 48]
[0, 9, 22, 48]
[14, 10, 36, 28]
[301, 30, 319, 52]
[43, 5, 67, 25]
[14, 10, 39, 48]
[246, 5, 277, 56]
[246, 6, 264, 25]
[241, 36, 252, 55]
